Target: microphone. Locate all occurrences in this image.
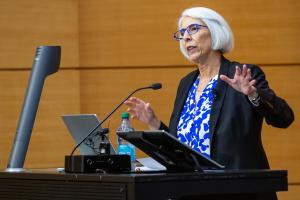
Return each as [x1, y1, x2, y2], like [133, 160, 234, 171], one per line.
[151, 83, 162, 90]
[70, 83, 162, 156]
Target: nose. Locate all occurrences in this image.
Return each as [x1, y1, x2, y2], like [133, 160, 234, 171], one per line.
[182, 30, 192, 42]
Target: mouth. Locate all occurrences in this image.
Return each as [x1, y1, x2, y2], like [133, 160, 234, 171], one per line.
[186, 45, 197, 53]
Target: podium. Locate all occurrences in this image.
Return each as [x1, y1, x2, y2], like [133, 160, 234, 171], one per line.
[0, 169, 287, 200]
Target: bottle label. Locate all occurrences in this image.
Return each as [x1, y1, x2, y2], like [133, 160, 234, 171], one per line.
[118, 144, 135, 162]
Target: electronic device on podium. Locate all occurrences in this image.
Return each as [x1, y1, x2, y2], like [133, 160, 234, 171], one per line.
[62, 114, 130, 173]
[61, 114, 116, 155]
[117, 130, 225, 172]
[64, 83, 163, 173]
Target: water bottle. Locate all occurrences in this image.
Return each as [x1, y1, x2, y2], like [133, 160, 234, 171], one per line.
[117, 112, 136, 165]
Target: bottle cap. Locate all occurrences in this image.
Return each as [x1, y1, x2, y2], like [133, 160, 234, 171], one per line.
[121, 112, 129, 119]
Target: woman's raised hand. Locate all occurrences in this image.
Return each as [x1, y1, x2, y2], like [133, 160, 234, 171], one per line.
[124, 97, 161, 130]
[220, 64, 257, 97]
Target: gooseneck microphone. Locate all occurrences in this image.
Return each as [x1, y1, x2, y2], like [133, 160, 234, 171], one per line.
[69, 83, 162, 156]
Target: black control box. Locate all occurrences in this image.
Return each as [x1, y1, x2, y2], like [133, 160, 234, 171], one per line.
[65, 155, 131, 173]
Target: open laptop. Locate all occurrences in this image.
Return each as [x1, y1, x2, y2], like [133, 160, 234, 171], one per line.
[61, 114, 116, 155]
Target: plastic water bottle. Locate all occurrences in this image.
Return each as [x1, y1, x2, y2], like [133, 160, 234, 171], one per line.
[117, 112, 136, 165]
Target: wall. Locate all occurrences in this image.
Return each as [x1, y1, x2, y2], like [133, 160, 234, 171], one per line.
[0, 0, 80, 168]
[0, 0, 299, 199]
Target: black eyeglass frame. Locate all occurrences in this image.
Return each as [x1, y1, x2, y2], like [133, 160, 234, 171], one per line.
[173, 24, 208, 41]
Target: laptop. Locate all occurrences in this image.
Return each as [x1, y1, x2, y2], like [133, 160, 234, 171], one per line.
[61, 114, 116, 155]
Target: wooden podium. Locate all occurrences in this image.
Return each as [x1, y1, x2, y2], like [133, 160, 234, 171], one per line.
[0, 169, 287, 200]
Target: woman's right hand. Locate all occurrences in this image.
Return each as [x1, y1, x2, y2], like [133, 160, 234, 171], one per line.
[124, 97, 161, 130]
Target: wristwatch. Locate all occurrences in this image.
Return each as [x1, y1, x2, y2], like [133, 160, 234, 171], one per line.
[248, 92, 260, 106]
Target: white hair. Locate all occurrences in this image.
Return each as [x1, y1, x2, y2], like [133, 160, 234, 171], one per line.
[178, 7, 234, 58]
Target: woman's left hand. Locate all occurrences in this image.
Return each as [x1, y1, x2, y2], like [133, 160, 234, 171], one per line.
[220, 64, 257, 96]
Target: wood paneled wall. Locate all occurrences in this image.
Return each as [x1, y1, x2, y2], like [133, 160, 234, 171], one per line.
[0, 0, 79, 69]
[79, 0, 300, 66]
[0, 0, 299, 199]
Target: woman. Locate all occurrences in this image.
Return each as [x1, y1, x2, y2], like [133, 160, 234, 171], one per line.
[125, 7, 294, 199]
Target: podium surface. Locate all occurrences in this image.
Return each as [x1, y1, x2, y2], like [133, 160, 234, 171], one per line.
[0, 169, 287, 200]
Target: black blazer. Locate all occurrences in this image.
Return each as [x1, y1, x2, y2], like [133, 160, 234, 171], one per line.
[160, 56, 294, 170]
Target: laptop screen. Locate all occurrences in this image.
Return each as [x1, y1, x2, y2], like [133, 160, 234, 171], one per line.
[61, 114, 116, 155]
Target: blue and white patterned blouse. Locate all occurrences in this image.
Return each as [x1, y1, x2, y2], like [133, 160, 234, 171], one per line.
[177, 75, 218, 157]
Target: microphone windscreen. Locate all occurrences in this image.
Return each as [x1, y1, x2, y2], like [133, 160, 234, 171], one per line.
[151, 83, 162, 90]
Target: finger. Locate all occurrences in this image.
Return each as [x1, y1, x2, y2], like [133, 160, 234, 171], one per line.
[220, 74, 235, 85]
[127, 108, 138, 117]
[129, 97, 139, 101]
[125, 98, 145, 107]
[250, 86, 257, 93]
[126, 107, 134, 113]
[249, 79, 256, 86]
[246, 68, 251, 80]
[126, 97, 136, 103]
[131, 114, 138, 119]
[124, 101, 137, 108]
[124, 100, 132, 105]
[145, 102, 153, 112]
[127, 97, 138, 103]
[235, 66, 241, 76]
[130, 97, 145, 104]
[242, 64, 247, 77]
[124, 97, 137, 105]
[126, 97, 139, 103]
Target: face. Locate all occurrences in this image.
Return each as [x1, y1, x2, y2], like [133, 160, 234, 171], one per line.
[180, 17, 212, 63]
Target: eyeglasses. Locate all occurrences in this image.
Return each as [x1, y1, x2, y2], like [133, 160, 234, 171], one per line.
[173, 24, 208, 41]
